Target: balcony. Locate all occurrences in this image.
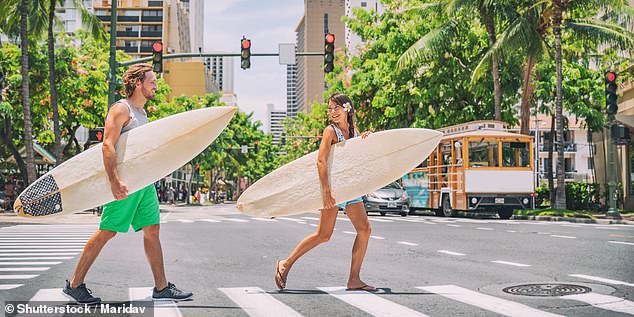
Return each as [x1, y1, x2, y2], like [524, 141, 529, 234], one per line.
[141, 16, 162, 22]
[97, 15, 110, 21]
[539, 143, 577, 152]
[117, 31, 138, 37]
[140, 46, 153, 53]
[118, 46, 138, 53]
[148, 1, 163, 7]
[141, 31, 162, 37]
[118, 16, 139, 22]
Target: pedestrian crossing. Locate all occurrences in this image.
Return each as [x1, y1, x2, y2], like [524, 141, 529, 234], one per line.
[16, 284, 634, 317]
[0, 224, 93, 291]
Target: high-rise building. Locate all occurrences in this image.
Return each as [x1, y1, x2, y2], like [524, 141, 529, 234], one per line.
[294, 0, 345, 114]
[54, 0, 95, 34]
[92, 0, 210, 100]
[267, 104, 287, 146]
[205, 55, 235, 93]
[344, 0, 384, 56]
[286, 62, 299, 118]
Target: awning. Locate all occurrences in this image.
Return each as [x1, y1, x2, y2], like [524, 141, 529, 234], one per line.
[6, 143, 56, 165]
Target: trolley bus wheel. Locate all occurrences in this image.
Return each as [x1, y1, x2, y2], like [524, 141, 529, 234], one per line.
[498, 207, 514, 220]
[441, 194, 457, 217]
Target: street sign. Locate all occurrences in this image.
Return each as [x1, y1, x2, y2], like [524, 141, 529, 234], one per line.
[279, 43, 296, 65]
[241, 145, 248, 154]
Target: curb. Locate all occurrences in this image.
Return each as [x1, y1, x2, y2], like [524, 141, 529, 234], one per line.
[512, 215, 630, 225]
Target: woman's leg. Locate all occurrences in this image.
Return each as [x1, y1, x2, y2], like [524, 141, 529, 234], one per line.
[278, 207, 339, 286]
[344, 202, 374, 290]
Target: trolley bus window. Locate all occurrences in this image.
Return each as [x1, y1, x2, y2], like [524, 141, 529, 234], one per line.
[502, 142, 530, 167]
[468, 141, 499, 167]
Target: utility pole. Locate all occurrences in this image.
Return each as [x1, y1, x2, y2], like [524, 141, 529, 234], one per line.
[107, 0, 118, 107]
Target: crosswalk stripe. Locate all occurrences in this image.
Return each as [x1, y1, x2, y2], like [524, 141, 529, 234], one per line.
[301, 217, 320, 221]
[0, 262, 61, 265]
[0, 275, 39, 279]
[609, 240, 634, 246]
[418, 285, 564, 317]
[0, 249, 83, 252]
[569, 274, 634, 287]
[0, 243, 86, 246]
[0, 238, 89, 240]
[562, 293, 634, 315]
[224, 218, 250, 223]
[177, 219, 195, 223]
[397, 241, 418, 246]
[200, 218, 221, 222]
[219, 287, 302, 317]
[29, 288, 70, 301]
[318, 286, 428, 316]
[0, 253, 79, 256]
[368, 218, 393, 223]
[437, 250, 465, 256]
[277, 217, 304, 222]
[129, 287, 183, 317]
[550, 235, 576, 239]
[0, 257, 73, 260]
[0, 284, 23, 290]
[0, 267, 50, 271]
[250, 218, 278, 222]
[491, 261, 530, 267]
[0, 246, 85, 250]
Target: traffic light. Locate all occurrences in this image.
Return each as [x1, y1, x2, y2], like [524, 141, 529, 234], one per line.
[324, 33, 335, 73]
[605, 71, 618, 115]
[253, 140, 259, 152]
[241, 38, 251, 70]
[152, 41, 163, 73]
[88, 128, 104, 143]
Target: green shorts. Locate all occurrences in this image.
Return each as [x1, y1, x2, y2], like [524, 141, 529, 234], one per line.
[100, 184, 160, 232]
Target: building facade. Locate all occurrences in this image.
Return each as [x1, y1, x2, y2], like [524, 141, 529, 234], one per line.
[267, 104, 287, 146]
[293, 0, 345, 114]
[286, 63, 299, 118]
[344, 0, 384, 57]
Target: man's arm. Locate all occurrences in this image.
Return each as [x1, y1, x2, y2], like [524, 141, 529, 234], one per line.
[102, 103, 130, 200]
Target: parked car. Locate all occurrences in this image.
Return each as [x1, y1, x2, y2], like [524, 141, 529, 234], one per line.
[363, 182, 410, 216]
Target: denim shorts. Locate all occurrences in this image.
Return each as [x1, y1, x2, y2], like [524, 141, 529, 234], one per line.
[337, 197, 363, 209]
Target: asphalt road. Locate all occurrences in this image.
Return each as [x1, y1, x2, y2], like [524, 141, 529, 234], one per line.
[0, 205, 632, 316]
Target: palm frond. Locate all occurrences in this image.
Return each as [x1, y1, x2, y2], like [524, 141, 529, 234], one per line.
[397, 19, 460, 70]
[471, 15, 546, 85]
[72, 0, 107, 41]
[567, 18, 634, 51]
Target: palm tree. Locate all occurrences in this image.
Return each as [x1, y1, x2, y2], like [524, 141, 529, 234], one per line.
[398, 0, 513, 121]
[47, 0, 105, 165]
[20, 0, 37, 184]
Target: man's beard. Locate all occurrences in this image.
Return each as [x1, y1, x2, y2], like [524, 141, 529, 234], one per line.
[142, 87, 155, 100]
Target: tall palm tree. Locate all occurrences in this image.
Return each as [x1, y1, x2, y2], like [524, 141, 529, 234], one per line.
[47, 0, 105, 165]
[476, 0, 633, 208]
[20, 0, 36, 184]
[398, 0, 513, 121]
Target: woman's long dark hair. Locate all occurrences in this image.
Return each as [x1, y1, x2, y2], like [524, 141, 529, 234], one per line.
[328, 93, 355, 139]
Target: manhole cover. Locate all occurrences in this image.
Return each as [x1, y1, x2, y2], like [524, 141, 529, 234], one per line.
[503, 284, 592, 297]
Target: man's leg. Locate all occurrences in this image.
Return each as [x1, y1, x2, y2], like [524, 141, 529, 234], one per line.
[70, 229, 117, 287]
[142, 224, 167, 290]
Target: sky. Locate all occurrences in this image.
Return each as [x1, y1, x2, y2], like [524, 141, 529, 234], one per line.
[203, 0, 304, 132]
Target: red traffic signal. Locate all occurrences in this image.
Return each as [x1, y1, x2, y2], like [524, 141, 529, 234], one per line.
[241, 39, 251, 50]
[325, 33, 335, 44]
[324, 33, 335, 73]
[605, 71, 618, 115]
[241, 38, 251, 70]
[606, 71, 616, 83]
[152, 41, 163, 53]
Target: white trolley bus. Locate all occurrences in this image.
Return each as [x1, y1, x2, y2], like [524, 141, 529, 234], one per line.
[402, 121, 535, 219]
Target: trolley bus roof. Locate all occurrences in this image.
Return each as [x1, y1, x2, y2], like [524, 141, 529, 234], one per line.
[441, 129, 534, 140]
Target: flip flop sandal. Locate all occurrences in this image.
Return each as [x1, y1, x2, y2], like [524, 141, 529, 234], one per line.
[275, 260, 286, 290]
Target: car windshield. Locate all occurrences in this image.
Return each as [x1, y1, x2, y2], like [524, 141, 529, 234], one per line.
[383, 182, 401, 189]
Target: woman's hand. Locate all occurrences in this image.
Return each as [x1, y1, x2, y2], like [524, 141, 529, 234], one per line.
[361, 130, 372, 139]
[322, 190, 337, 210]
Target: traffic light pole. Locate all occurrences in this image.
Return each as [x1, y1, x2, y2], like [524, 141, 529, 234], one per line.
[607, 117, 621, 218]
[118, 52, 325, 67]
[107, 0, 117, 107]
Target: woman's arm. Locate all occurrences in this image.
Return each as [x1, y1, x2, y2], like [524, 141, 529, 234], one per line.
[317, 126, 337, 209]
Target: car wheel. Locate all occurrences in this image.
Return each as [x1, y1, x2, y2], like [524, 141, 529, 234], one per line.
[400, 211, 407, 217]
[408, 209, 416, 215]
[442, 194, 457, 217]
[498, 207, 513, 220]
[380, 211, 386, 216]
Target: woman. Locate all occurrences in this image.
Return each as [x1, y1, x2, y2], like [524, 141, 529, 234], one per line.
[275, 93, 375, 291]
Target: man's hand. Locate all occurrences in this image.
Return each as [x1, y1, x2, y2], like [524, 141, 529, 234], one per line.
[111, 180, 129, 200]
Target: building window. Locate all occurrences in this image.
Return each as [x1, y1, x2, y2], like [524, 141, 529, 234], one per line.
[588, 157, 594, 170]
[361, 2, 367, 7]
[324, 13, 329, 34]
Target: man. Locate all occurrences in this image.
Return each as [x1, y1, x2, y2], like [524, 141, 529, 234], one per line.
[63, 64, 192, 304]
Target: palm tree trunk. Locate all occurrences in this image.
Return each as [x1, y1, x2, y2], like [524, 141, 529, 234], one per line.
[548, 114, 555, 205]
[553, 0, 567, 210]
[482, 12, 502, 121]
[520, 55, 536, 135]
[48, 0, 62, 166]
[20, 0, 36, 184]
[1, 116, 28, 183]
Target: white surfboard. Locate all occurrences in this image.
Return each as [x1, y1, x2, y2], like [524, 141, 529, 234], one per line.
[14, 106, 237, 217]
[236, 128, 443, 217]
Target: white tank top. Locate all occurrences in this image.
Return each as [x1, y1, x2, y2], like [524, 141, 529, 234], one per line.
[116, 99, 148, 133]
